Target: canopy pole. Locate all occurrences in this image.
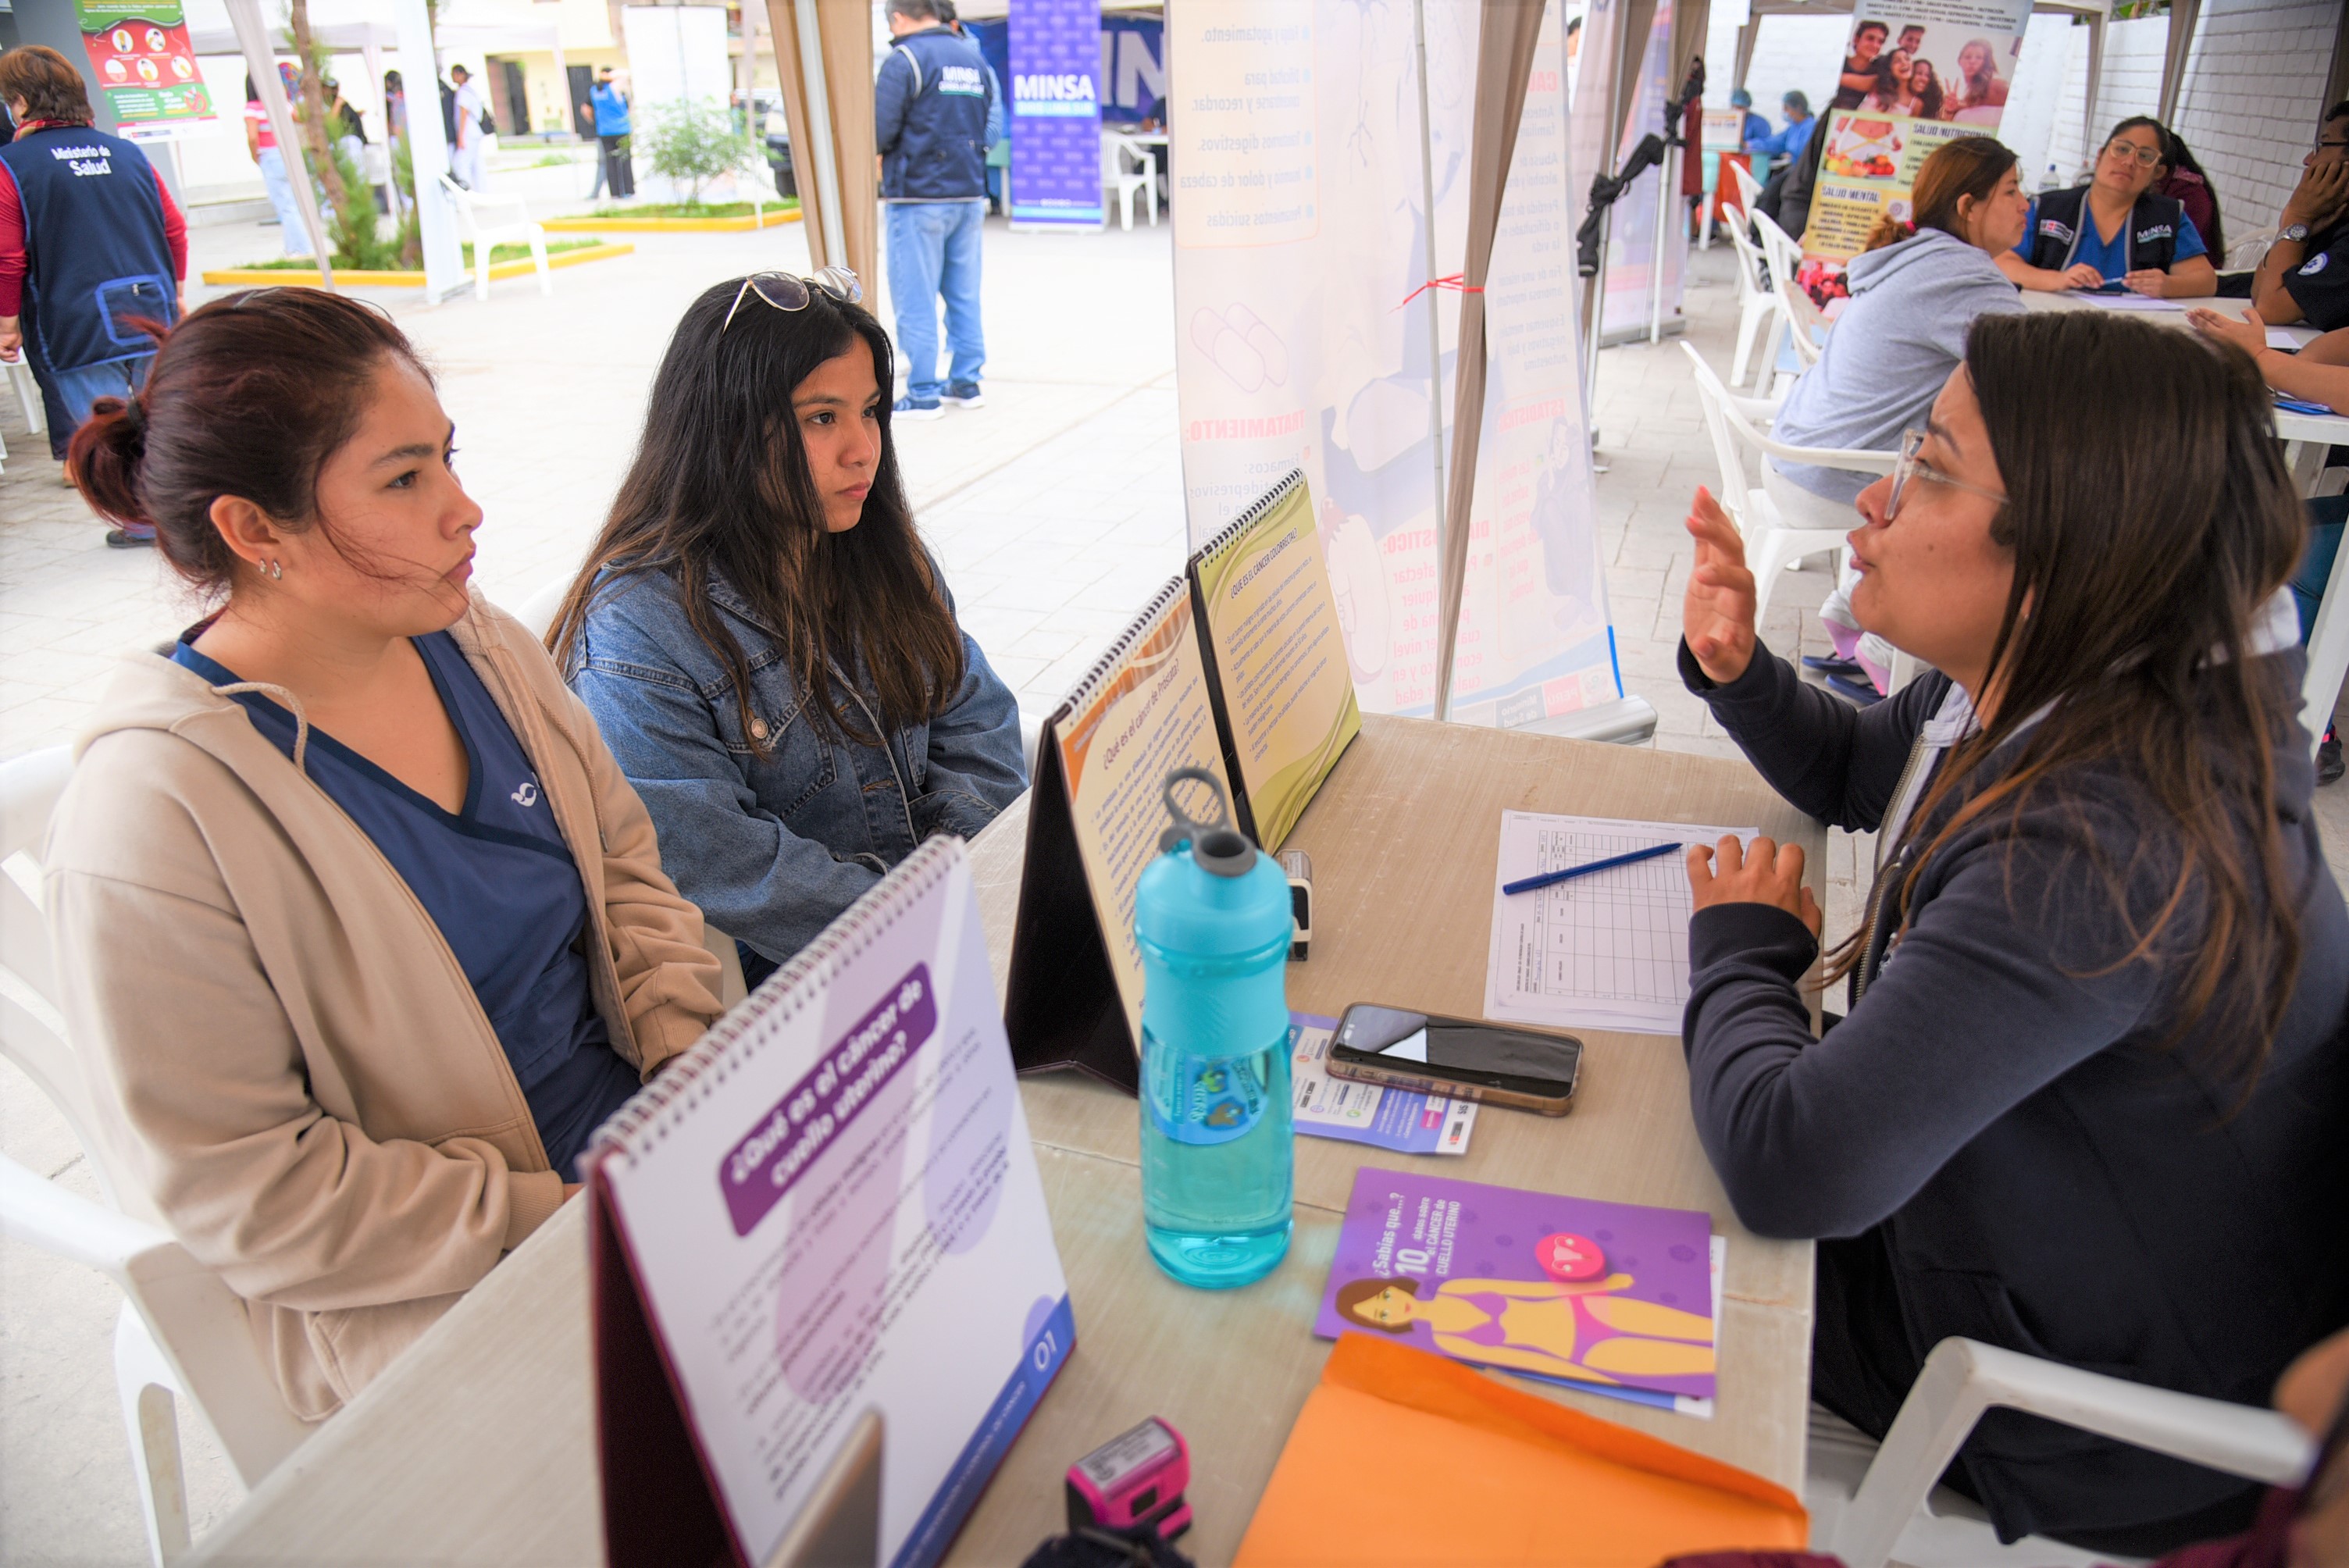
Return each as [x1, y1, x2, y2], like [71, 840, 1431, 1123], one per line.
[224, 0, 336, 285]
[794, 1, 848, 271]
[1412, 0, 1453, 718]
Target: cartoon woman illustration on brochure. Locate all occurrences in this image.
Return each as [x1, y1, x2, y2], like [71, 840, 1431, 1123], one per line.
[1333, 1270, 1716, 1386]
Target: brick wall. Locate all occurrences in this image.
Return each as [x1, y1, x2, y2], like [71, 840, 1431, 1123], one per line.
[2019, 0, 2337, 254]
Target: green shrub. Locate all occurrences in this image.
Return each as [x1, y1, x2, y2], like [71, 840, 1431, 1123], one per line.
[636, 97, 756, 208]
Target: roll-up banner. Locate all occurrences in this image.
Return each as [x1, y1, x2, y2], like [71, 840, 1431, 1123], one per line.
[1011, 0, 1107, 229]
[1599, 0, 1685, 342]
[1170, 2, 1622, 728]
[1795, 0, 2031, 295]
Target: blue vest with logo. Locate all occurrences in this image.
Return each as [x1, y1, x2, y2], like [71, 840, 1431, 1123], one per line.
[876, 27, 993, 200]
[0, 124, 176, 375]
[2023, 185, 2186, 276]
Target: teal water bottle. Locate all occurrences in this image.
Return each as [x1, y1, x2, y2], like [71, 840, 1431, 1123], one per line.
[1135, 768, 1295, 1288]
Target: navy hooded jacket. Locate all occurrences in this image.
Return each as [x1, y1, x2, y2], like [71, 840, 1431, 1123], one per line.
[1679, 636, 2349, 1547]
[875, 25, 992, 201]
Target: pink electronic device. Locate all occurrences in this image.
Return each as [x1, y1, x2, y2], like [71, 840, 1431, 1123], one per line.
[1065, 1417, 1192, 1540]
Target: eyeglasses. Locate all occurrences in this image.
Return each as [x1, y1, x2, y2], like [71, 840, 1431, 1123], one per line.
[2315, 135, 2349, 152]
[1885, 429, 2007, 521]
[2102, 140, 2162, 167]
[720, 267, 862, 333]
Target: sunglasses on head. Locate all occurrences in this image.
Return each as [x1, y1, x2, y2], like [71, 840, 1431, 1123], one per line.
[720, 267, 863, 333]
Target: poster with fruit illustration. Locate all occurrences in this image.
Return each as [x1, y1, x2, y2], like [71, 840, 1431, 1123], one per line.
[77, 0, 216, 143]
[1793, 0, 2028, 293]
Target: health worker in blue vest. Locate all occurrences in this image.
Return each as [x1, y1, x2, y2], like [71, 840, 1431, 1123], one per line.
[2000, 116, 2219, 299]
[0, 46, 184, 546]
[875, 0, 993, 421]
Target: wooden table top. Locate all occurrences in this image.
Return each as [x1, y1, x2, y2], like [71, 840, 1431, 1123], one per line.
[190, 714, 1823, 1567]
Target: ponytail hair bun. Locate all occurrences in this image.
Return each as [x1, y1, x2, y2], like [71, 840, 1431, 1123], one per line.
[66, 387, 156, 536]
[1862, 215, 1918, 253]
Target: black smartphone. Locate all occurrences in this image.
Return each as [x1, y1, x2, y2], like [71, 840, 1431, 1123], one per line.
[1325, 1003, 1583, 1116]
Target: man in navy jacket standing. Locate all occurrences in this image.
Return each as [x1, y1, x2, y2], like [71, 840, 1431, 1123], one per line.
[875, 0, 993, 419]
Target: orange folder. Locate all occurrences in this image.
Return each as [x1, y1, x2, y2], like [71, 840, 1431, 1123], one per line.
[1235, 1334, 1809, 1567]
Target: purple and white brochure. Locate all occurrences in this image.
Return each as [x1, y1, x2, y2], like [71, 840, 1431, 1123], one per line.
[1314, 1168, 1719, 1411]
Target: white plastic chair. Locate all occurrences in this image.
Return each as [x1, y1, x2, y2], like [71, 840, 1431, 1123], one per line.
[435, 173, 551, 301]
[1682, 340, 1895, 625]
[1752, 208, 1806, 295]
[1723, 219, 1783, 390]
[1100, 134, 1157, 231]
[6, 355, 45, 440]
[2224, 225, 2276, 274]
[1816, 1337, 2314, 1568]
[1776, 273, 1827, 372]
[1730, 156, 1765, 218]
[0, 747, 312, 1566]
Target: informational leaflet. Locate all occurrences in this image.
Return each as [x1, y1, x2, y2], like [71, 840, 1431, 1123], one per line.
[1054, 583, 1235, 1042]
[1315, 1168, 1718, 1408]
[591, 840, 1071, 1568]
[1290, 1013, 1476, 1156]
[1483, 811, 1757, 1036]
[1190, 471, 1362, 850]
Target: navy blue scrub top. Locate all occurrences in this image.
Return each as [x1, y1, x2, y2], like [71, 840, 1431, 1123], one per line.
[173, 629, 640, 1178]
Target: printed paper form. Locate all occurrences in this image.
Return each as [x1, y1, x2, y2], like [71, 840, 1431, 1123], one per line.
[1483, 811, 1756, 1036]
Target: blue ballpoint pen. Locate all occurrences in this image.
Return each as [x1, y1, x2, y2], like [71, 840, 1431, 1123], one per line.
[1502, 840, 1683, 896]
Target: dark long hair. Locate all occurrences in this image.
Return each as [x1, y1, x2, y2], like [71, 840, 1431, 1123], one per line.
[1852, 311, 2307, 1084]
[547, 277, 963, 748]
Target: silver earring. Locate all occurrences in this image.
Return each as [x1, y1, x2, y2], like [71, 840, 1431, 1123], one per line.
[268, 559, 283, 580]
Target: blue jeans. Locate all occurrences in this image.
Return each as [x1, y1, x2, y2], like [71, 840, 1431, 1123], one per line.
[257, 147, 309, 257]
[47, 357, 155, 528]
[2295, 496, 2348, 642]
[885, 199, 986, 400]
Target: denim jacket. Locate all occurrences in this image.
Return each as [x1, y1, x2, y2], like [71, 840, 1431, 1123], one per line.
[566, 565, 1025, 969]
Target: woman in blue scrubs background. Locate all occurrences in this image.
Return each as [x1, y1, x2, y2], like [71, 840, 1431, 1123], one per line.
[2001, 116, 2219, 298]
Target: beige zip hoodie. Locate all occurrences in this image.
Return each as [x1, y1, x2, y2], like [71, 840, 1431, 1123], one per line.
[42, 593, 724, 1421]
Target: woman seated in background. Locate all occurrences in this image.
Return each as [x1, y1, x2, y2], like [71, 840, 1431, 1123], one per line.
[2001, 116, 2219, 298]
[1676, 308, 2349, 1553]
[2190, 303, 2348, 781]
[2156, 126, 2226, 262]
[55, 290, 723, 1420]
[554, 270, 1025, 990]
[1767, 136, 2027, 702]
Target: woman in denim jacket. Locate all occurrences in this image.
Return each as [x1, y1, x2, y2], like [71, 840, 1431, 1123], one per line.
[550, 270, 1025, 987]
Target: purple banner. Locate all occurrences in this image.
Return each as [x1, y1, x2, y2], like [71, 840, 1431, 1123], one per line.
[1009, 0, 1103, 227]
[718, 964, 937, 1237]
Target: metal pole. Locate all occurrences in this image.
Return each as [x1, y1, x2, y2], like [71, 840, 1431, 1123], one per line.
[1412, 0, 1453, 720]
[393, 0, 465, 302]
[1649, 143, 1672, 343]
[224, 0, 336, 287]
[1582, 196, 1609, 447]
[793, 0, 848, 269]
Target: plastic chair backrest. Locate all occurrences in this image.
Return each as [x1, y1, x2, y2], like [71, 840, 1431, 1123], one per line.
[2224, 226, 2275, 273]
[0, 747, 151, 1219]
[1730, 158, 1763, 215]
[1680, 341, 1759, 526]
[1777, 275, 1826, 369]
[1724, 218, 1767, 305]
[1752, 209, 1803, 281]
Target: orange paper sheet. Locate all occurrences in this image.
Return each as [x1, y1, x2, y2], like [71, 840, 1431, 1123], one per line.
[1235, 1335, 1808, 1567]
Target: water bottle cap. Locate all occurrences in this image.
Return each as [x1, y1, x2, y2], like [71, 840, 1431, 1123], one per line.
[1157, 767, 1256, 878]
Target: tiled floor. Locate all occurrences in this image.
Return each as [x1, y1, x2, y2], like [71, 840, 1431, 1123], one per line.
[6, 192, 2347, 1562]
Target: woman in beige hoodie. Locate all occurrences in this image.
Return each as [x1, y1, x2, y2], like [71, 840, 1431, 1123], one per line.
[53, 289, 724, 1421]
